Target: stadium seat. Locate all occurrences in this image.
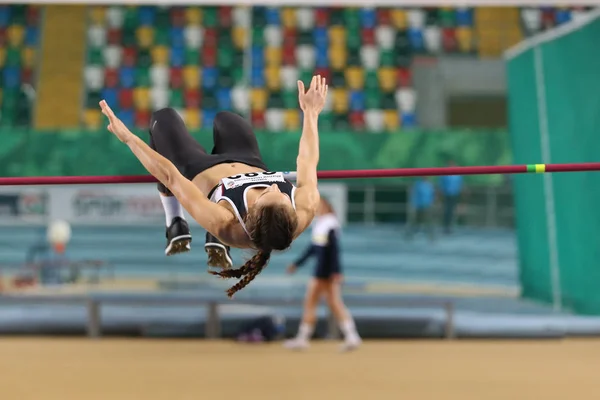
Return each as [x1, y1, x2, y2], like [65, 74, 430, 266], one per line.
[407, 9, 425, 28]
[83, 108, 102, 129]
[360, 45, 379, 70]
[150, 65, 169, 87]
[185, 7, 202, 25]
[151, 86, 169, 110]
[133, 87, 150, 110]
[281, 8, 296, 28]
[89, 6, 106, 25]
[375, 25, 395, 50]
[349, 110, 365, 131]
[21, 46, 35, 68]
[105, 68, 119, 88]
[183, 66, 200, 89]
[521, 8, 541, 34]
[88, 25, 106, 48]
[185, 108, 201, 129]
[383, 109, 399, 131]
[232, 7, 250, 28]
[135, 109, 151, 129]
[296, 8, 315, 30]
[103, 45, 122, 68]
[265, 46, 282, 66]
[265, 108, 285, 131]
[332, 88, 348, 113]
[85, 66, 104, 91]
[264, 25, 282, 47]
[184, 25, 202, 48]
[364, 109, 384, 131]
[295, 45, 315, 69]
[424, 26, 442, 53]
[251, 88, 267, 111]
[280, 66, 298, 90]
[455, 27, 473, 53]
[396, 87, 416, 112]
[106, 7, 124, 28]
[118, 88, 134, 110]
[378, 67, 396, 92]
[284, 109, 300, 130]
[345, 66, 364, 90]
[231, 85, 249, 113]
[184, 88, 201, 109]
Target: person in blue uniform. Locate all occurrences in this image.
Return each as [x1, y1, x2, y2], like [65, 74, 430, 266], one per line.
[284, 197, 361, 351]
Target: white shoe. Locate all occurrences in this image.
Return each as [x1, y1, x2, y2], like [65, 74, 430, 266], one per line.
[340, 336, 362, 352]
[284, 338, 309, 351]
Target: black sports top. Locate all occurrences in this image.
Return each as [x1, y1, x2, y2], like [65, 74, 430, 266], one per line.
[209, 172, 297, 237]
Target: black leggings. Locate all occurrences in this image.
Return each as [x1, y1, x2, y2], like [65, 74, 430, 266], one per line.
[148, 108, 268, 194]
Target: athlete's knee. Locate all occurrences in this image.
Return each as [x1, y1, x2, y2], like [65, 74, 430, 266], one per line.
[151, 107, 181, 131]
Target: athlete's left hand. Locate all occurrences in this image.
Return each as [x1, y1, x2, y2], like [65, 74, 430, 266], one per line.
[297, 75, 328, 114]
[99, 100, 134, 144]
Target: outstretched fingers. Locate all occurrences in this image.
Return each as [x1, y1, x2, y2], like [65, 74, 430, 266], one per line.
[297, 80, 305, 94]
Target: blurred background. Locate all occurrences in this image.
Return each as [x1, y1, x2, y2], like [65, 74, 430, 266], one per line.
[0, 1, 599, 344]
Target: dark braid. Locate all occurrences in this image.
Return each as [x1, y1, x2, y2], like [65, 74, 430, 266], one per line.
[223, 251, 271, 298]
[208, 264, 253, 279]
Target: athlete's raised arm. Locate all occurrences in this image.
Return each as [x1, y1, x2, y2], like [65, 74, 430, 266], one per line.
[99, 100, 233, 238]
[293, 76, 328, 236]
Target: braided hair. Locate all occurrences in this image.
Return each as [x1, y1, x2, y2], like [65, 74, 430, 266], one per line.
[210, 202, 298, 298]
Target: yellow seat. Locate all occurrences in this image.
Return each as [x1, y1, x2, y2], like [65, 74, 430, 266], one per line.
[136, 26, 154, 49]
[383, 110, 399, 131]
[89, 6, 106, 25]
[329, 46, 347, 71]
[185, 7, 202, 25]
[265, 46, 282, 66]
[329, 26, 346, 47]
[133, 88, 151, 111]
[185, 109, 201, 130]
[390, 9, 408, 29]
[456, 27, 473, 53]
[251, 89, 267, 111]
[232, 27, 247, 50]
[151, 46, 169, 65]
[378, 67, 397, 92]
[183, 66, 200, 89]
[281, 8, 296, 28]
[345, 67, 364, 90]
[0, 48, 6, 68]
[332, 88, 348, 114]
[265, 66, 281, 91]
[83, 109, 102, 130]
[284, 109, 300, 130]
[7, 25, 25, 47]
[22, 47, 36, 68]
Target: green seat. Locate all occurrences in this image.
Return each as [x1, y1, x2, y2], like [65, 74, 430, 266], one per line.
[251, 8, 267, 27]
[330, 9, 344, 26]
[123, 7, 139, 30]
[251, 28, 265, 46]
[217, 74, 234, 88]
[87, 47, 103, 66]
[365, 89, 381, 109]
[395, 54, 412, 68]
[217, 47, 234, 69]
[203, 91, 218, 109]
[232, 67, 244, 84]
[346, 30, 361, 52]
[425, 9, 439, 26]
[169, 89, 184, 108]
[298, 30, 313, 46]
[347, 51, 361, 67]
[379, 50, 394, 67]
[365, 71, 379, 89]
[137, 49, 152, 68]
[135, 67, 151, 87]
[381, 92, 396, 109]
[155, 28, 169, 45]
[203, 7, 218, 28]
[267, 91, 283, 109]
[86, 91, 102, 108]
[282, 89, 296, 109]
[439, 9, 455, 27]
[185, 48, 199, 65]
[298, 69, 313, 86]
[331, 71, 345, 87]
[318, 112, 333, 130]
[155, 8, 170, 29]
[233, 51, 245, 71]
[218, 30, 234, 48]
[122, 28, 137, 47]
[1, 89, 18, 111]
[10, 5, 27, 25]
[333, 112, 350, 130]
[343, 8, 360, 30]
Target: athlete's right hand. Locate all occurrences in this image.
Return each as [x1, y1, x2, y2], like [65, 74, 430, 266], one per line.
[297, 75, 328, 114]
[99, 100, 134, 144]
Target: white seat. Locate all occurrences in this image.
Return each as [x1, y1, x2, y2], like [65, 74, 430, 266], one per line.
[264, 25, 282, 47]
[84, 65, 104, 91]
[423, 26, 441, 53]
[184, 26, 203, 49]
[571, 10, 588, 23]
[265, 109, 285, 132]
[360, 45, 380, 70]
[322, 88, 333, 112]
[150, 65, 169, 88]
[295, 45, 315, 69]
[375, 25, 395, 50]
[232, 6, 251, 28]
[296, 8, 315, 30]
[395, 88, 416, 112]
[407, 8, 425, 28]
[364, 110, 384, 132]
[151, 87, 170, 111]
[521, 8, 541, 33]
[231, 85, 249, 113]
[280, 66, 298, 90]
[103, 45, 122, 69]
[88, 25, 106, 48]
[106, 6, 124, 28]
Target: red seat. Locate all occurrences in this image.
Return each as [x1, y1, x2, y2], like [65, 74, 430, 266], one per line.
[361, 28, 375, 45]
[314, 67, 331, 83]
[315, 8, 329, 27]
[26, 6, 40, 26]
[397, 67, 412, 87]
[135, 110, 151, 129]
[442, 28, 458, 53]
[0, 28, 6, 46]
[21, 68, 33, 84]
[122, 47, 137, 67]
[282, 46, 296, 65]
[170, 8, 185, 27]
[204, 28, 218, 46]
[283, 28, 297, 47]
[202, 45, 217, 67]
[251, 110, 265, 130]
[541, 9, 555, 29]
[377, 9, 391, 25]
[218, 7, 232, 28]
[349, 111, 365, 131]
[184, 88, 201, 108]
[107, 28, 122, 45]
[104, 68, 119, 88]
[170, 68, 183, 89]
[118, 89, 134, 110]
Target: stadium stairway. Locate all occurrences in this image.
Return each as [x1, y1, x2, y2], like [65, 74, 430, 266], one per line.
[35, 5, 87, 129]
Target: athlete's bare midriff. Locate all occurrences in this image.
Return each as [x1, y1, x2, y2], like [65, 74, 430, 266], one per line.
[191, 162, 267, 196]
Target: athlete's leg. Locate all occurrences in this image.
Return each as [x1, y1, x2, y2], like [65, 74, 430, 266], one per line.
[324, 279, 361, 351]
[149, 108, 207, 256]
[284, 279, 325, 350]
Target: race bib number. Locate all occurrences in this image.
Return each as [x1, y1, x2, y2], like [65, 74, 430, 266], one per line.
[221, 172, 285, 189]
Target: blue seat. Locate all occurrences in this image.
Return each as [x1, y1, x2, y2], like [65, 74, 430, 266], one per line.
[170, 46, 185, 67]
[202, 109, 217, 129]
[217, 88, 232, 110]
[138, 6, 156, 26]
[251, 67, 265, 87]
[555, 9, 571, 25]
[2, 66, 20, 89]
[401, 112, 417, 129]
[359, 8, 376, 29]
[202, 67, 218, 89]
[25, 26, 39, 46]
[251, 46, 264, 68]
[315, 46, 328, 68]
[0, 6, 10, 27]
[408, 28, 425, 51]
[101, 88, 119, 108]
[119, 67, 135, 89]
[170, 27, 185, 48]
[265, 7, 280, 25]
[455, 8, 473, 26]
[313, 27, 328, 47]
[117, 109, 135, 127]
[349, 91, 365, 111]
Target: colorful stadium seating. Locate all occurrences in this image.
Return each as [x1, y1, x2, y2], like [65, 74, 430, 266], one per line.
[0, 5, 40, 127]
[82, 6, 594, 132]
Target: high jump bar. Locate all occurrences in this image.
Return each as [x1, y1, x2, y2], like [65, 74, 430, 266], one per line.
[0, 162, 599, 186]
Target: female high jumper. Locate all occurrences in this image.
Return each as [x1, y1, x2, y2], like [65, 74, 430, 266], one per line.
[284, 197, 361, 351]
[99, 75, 327, 297]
